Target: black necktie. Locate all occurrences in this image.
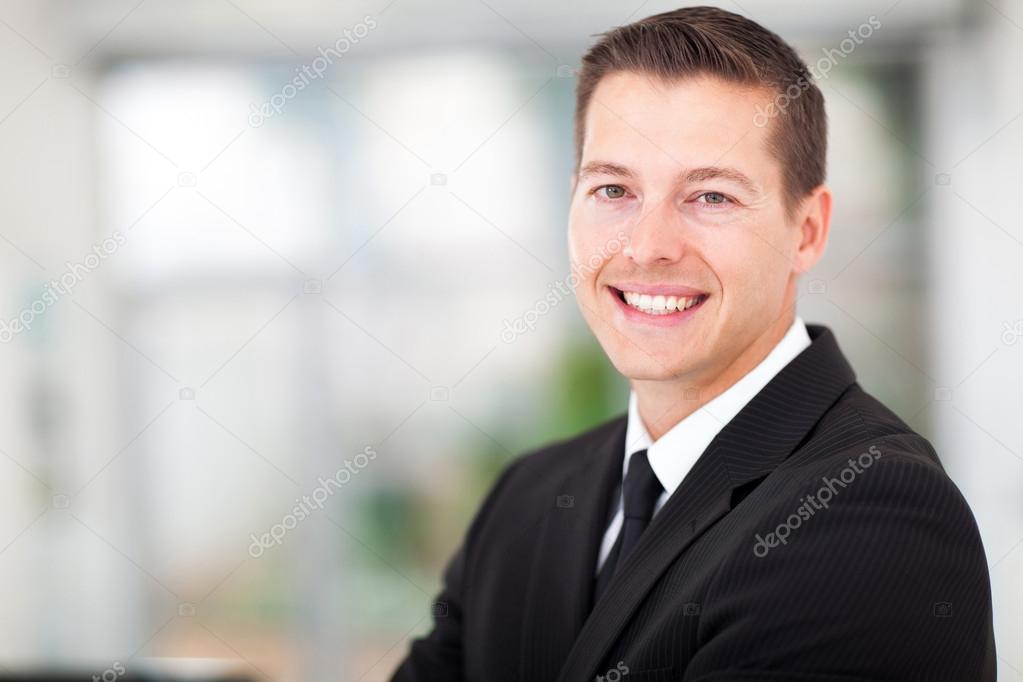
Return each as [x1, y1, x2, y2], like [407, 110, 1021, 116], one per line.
[593, 449, 663, 604]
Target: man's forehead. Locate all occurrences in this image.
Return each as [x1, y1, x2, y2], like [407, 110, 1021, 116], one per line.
[589, 70, 771, 117]
[581, 72, 776, 175]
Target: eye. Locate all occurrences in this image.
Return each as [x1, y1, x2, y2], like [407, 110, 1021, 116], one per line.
[592, 184, 630, 201]
[695, 191, 732, 205]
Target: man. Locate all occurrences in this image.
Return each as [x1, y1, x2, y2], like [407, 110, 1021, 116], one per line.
[391, 6, 995, 681]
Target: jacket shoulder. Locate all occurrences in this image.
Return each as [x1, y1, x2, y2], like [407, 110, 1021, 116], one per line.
[790, 382, 944, 473]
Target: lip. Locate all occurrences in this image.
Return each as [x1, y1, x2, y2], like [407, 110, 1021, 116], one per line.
[607, 285, 709, 327]
[610, 282, 708, 297]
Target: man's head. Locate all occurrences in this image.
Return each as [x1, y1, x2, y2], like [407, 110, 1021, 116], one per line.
[568, 6, 831, 390]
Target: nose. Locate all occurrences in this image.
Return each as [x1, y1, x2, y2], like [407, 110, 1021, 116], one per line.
[624, 199, 685, 267]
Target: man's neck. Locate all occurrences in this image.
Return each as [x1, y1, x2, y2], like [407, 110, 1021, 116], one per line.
[632, 311, 797, 441]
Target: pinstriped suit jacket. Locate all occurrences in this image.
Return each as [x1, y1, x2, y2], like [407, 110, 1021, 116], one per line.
[390, 324, 996, 681]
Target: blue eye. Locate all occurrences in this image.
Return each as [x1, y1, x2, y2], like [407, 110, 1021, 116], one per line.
[594, 185, 628, 200]
[698, 191, 730, 205]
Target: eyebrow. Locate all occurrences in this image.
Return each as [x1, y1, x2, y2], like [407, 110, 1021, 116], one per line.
[578, 161, 637, 180]
[578, 161, 759, 194]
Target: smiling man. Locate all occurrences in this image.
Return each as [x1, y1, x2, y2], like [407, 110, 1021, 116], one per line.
[391, 6, 995, 681]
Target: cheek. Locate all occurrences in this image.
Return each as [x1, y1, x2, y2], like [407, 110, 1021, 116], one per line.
[566, 221, 590, 278]
[750, 227, 799, 297]
[705, 229, 785, 305]
[568, 205, 615, 270]
[570, 204, 640, 274]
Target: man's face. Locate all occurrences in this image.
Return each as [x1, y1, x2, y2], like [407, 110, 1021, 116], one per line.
[568, 72, 813, 385]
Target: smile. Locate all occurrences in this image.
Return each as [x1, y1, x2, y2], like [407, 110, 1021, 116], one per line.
[608, 285, 709, 323]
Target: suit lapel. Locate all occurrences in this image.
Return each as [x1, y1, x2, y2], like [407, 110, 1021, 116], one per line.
[555, 325, 857, 682]
[518, 414, 627, 682]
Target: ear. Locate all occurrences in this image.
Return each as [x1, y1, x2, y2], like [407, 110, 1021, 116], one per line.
[793, 184, 831, 275]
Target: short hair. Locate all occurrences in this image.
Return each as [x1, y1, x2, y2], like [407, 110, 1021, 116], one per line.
[573, 6, 827, 215]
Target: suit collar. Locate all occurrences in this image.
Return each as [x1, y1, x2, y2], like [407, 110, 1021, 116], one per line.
[715, 323, 856, 487]
[546, 323, 857, 682]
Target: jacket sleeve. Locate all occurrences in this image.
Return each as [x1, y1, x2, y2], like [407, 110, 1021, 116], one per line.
[388, 455, 525, 682]
[683, 449, 996, 682]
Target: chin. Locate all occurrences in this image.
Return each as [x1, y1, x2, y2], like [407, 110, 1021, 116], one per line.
[607, 351, 694, 383]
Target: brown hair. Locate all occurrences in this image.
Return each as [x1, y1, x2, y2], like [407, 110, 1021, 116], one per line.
[574, 6, 826, 214]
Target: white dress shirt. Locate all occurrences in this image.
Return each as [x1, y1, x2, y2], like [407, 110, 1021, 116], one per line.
[595, 316, 812, 573]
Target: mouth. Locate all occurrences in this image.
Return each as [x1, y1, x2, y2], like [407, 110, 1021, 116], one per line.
[607, 285, 709, 323]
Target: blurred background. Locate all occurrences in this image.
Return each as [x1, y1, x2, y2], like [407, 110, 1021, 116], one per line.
[0, 0, 1020, 679]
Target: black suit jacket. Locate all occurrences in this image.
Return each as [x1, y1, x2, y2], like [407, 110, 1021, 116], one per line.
[390, 325, 996, 681]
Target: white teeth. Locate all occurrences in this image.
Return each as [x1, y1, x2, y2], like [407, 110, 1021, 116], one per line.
[618, 289, 704, 315]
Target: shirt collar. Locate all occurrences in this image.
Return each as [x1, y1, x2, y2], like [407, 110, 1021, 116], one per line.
[622, 315, 812, 495]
